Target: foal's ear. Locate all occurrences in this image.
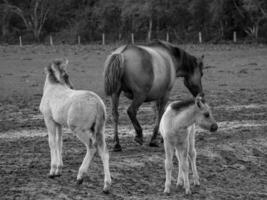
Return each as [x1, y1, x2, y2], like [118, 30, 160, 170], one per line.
[197, 55, 204, 63]
[195, 95, 204, 109]
[44, 66, 50, 74]
[60, 58, 69, 70]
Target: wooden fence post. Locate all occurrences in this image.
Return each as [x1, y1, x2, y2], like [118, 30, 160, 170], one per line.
[102, 33, 105, 45]
[50, 35, 53, 46]
[131, 33, 134, 44]
[166, 32, 169, 42]
[198, 32, 202, 43]
[233, 31, 237, 43]
[19, 36, 22, 47]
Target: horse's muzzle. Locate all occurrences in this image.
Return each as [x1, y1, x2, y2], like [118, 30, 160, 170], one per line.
[210, 123, 218, 132]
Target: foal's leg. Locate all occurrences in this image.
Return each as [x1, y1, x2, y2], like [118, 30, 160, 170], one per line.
[163, 139, 174, 194]
[111, 91, 122, 151]
[44, 117, 58, 178]
[188, 125, 200, 186]
[55, 125, 63, 176]
[177, 142, 191, 194]
[97, 134, 111, 193]
[75, 129, 97, 184]
[175, 149, 183, 187]
[150, 94, 169, 147]
[127, 94, 146, 145]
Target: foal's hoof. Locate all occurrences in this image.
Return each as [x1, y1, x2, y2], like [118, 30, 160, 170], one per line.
[185, 189, 192, 195]
[48, 174, 61, 179]
[134, 136, 143, 145]
[76, 178, 84, 185]
[113, 144, 122, 152]
[149, 140, 159, 147]
[103, 183, 111, 194]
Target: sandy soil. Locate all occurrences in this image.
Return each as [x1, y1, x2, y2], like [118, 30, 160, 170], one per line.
[0, 44, 267, 200]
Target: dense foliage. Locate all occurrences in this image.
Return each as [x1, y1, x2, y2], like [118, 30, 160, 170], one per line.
[1, 0, 267, 44]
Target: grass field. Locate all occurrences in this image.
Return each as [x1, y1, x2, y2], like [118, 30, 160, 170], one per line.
[0, 44, 267, 200]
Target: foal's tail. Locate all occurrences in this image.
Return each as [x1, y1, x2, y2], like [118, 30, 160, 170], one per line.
[94, 101, 106, 147]
[104, 49, 125, 96]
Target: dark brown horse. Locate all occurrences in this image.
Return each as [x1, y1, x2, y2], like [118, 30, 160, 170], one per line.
[104, 40, 204, 151]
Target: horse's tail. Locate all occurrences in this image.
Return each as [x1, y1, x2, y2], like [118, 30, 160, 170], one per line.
[104, 47, 126, 96]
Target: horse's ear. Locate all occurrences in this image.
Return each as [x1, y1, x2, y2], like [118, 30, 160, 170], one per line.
[51, 62, 58, 72]
[61, 58, 69, 70]
[197, 55, 204, 63]
[44, 66, 50, 74]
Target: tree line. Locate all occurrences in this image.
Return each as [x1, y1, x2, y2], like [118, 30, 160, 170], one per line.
[1, 0, 267, 44]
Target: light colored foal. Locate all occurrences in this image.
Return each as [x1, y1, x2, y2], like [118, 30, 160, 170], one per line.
[160, 96, 218, 195]
[39, 58, 111, 193]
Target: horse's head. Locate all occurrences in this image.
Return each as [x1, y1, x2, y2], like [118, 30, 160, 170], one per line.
[195, 95, 218, 132]
[183, 55, 204, 97]
[45, 58, 74, 89]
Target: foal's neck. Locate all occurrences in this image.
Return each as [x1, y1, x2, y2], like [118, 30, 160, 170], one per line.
[43, 76, 68, 93]
[179, 105, 198, 128]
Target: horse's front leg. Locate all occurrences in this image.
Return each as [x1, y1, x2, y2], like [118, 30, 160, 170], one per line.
[127, 94, 146, 145]
[150, 95, 169, 147]
[111, 92, 122, 151]
[55, 125, 63, 176]
[44, 117, 59, 178]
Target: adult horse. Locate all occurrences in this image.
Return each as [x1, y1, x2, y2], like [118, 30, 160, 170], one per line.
[104, 40, 204, 151]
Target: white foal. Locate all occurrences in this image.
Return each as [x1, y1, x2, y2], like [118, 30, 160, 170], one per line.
[160, 96, 218, 195]
[39, 58, 111, 193]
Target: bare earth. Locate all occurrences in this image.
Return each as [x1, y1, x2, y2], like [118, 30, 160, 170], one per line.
[0, 44, 267, 200]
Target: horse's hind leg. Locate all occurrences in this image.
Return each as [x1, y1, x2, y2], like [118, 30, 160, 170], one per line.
[44, 117, 59, 178]
[96, 134, 111, 193]
[75, 129, 97, 184]
[111, 91, 122, 151]
[150, 94, 169, 147]
[127, 94, 146, 145]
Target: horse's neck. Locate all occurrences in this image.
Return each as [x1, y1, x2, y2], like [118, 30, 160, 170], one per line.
[43, 77, 69, 96]
[173, 50, 192, 77]
[177, 106, 197, 128]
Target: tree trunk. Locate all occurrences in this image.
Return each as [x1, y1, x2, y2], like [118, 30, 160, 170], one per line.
[147, 17, 152, 42]
[220, 20, 224, 39]
[33, 28, 40, 42]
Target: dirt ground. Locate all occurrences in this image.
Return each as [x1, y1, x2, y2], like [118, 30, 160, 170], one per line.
[0, 44, 267, 200]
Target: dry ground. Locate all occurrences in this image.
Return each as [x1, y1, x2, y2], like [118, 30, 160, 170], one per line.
[0, 44, 267, 200]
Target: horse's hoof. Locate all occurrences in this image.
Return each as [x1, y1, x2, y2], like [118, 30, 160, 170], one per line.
[76, 178, 83, 185]
[113, 144, 122, 152]
[163, 189, 170, 195]
[134, 136, 143, 145]
[149, 141, 159, 147]
[48, 174, 61, 179]
[185, 189, 192, 195]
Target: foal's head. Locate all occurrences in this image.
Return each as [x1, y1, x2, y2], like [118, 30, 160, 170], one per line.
[194, 96, 218, 132]
[45, 58, 74, 89]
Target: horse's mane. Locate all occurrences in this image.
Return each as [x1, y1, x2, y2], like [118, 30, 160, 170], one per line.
[46, 65, 60, 84]
[148, 40, 197, 74]
[170, 99, 195, 112]
[46, 60, 70, 85]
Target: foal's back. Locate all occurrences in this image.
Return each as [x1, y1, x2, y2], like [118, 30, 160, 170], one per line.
[43, 87, 105, 129]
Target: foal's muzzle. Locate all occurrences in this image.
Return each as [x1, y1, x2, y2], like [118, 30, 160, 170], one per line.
[210, 123, 218, 132]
